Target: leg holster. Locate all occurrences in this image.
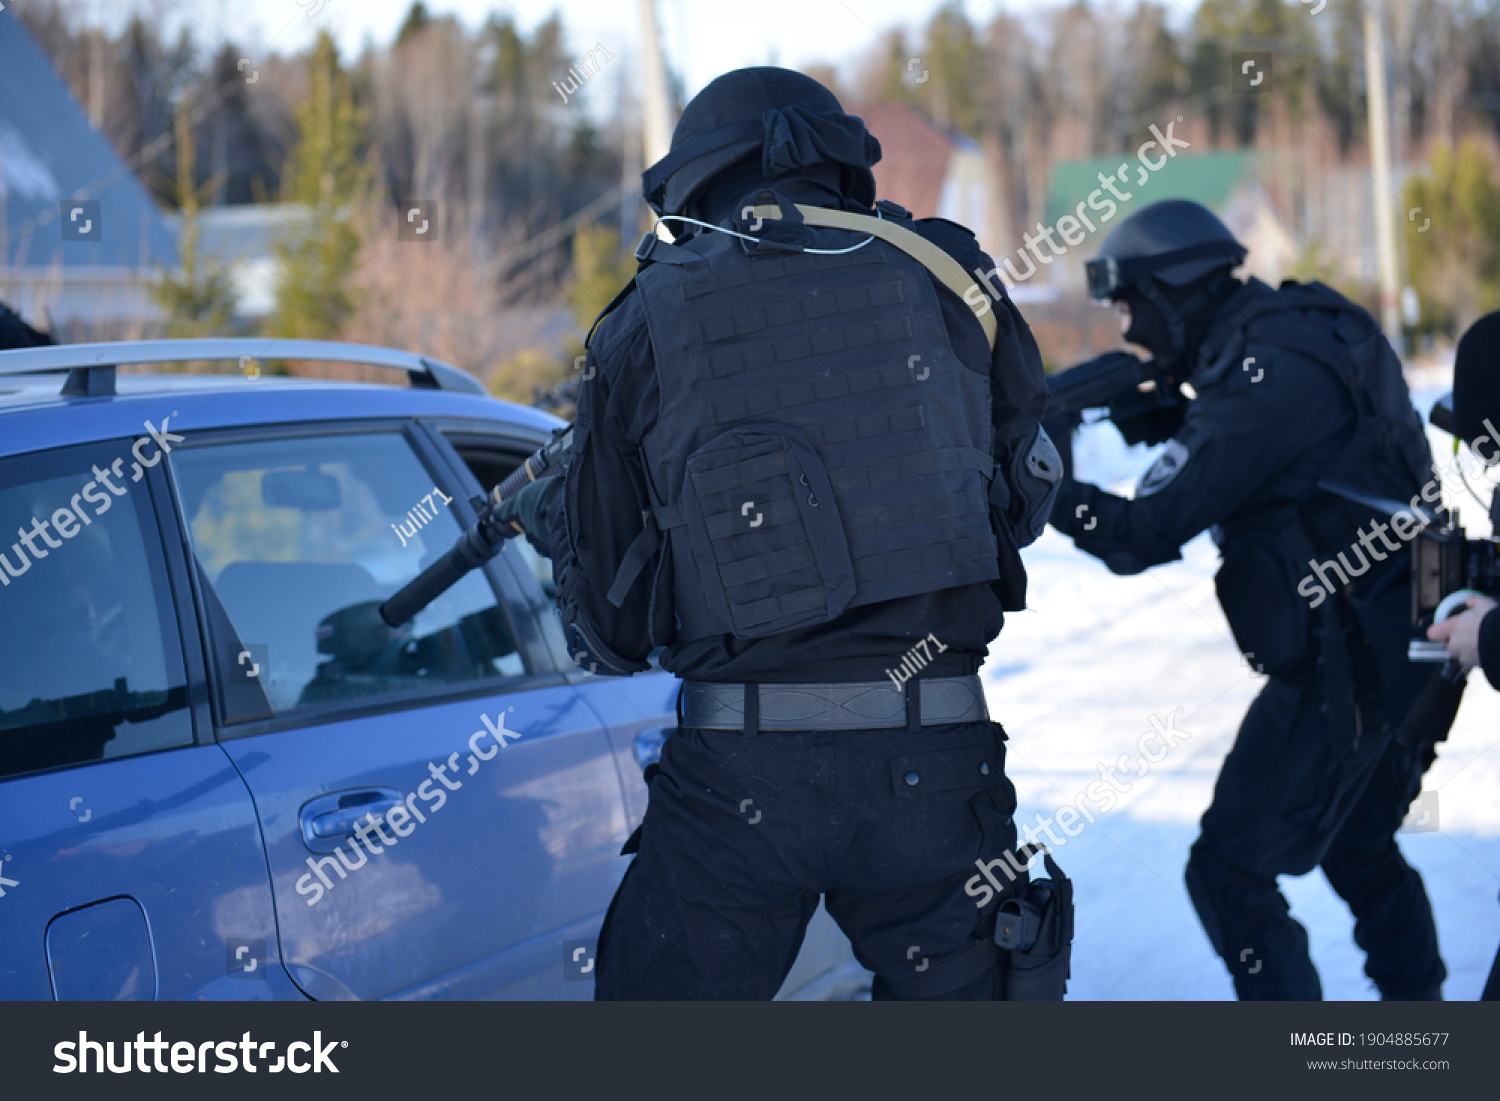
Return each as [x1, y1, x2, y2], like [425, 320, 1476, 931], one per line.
[995, 848, 1074, 1000]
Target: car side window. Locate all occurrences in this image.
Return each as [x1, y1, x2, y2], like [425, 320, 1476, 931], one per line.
[0, 442, 193, 781]
[168, 431, 525, 722]
[444, 438, 557, 598]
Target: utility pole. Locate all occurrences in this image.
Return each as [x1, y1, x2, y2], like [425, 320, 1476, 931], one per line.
[1363, 0, 1403, 345]
[1389, 0, 1420, 334]
[469, 37, 497, 263]
[637, 0, 674, 172]
[619, 72, 644, 245]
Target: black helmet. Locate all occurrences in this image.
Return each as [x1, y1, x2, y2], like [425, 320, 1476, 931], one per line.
[642, 67, 881, 217]
[1086, 199, 1247, 301]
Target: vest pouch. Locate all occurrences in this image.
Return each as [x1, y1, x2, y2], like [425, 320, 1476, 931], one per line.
[677, 423, 857, 639]
[1214, 526, 1312, 677]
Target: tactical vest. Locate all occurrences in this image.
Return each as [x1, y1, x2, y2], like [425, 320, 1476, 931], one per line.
[620, 224, 1000, 643]
[1202, 281, 1432, 516]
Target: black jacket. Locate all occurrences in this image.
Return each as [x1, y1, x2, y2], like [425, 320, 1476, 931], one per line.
[1052, 279, 1362, 574]
[1051, 278, 1438, 727]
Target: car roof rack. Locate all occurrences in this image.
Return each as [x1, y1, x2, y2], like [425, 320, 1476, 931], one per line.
[0, 338, 488, 398]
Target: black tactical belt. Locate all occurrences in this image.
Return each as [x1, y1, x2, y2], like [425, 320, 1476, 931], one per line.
[680, 674, 988, 734]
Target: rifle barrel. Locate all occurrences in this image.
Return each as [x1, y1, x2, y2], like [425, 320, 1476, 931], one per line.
[380, 425, 575, 628]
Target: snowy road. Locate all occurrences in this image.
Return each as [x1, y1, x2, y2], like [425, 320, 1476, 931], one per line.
[981, 416, 1500, 1000]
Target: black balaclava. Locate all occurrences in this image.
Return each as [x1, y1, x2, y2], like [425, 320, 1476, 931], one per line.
[1118, 266, 1240, 371]
[687, 156, 847, 227]
[1454, 310, 1500, 451]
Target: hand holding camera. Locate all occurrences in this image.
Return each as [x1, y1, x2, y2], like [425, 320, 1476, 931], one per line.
[1426, 591, 1499, 669]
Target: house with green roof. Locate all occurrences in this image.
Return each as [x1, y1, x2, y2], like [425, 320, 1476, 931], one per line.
[1043, 150, 1256, 226]
[1001, 149, 1296, 296]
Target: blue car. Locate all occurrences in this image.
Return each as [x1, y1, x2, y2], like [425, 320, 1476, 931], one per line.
[0, 339, 864, 1001]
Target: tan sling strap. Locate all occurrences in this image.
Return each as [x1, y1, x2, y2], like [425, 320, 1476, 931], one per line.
[748, 202, 999, 351]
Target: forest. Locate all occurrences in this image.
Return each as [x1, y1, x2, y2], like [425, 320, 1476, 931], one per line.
[11, 0, 1500, 390]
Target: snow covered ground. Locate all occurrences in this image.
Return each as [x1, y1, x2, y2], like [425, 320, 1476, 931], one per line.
[981, 407, 1500, 1000]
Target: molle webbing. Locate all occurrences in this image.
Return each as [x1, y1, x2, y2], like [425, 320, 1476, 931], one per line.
[708, 361, 915, 423]
[830, 446, 993, 492]
[696, 280, 907, 344]
[626, 225, 999, 641]
[681, 245, 885, 300]
[684, 443, 992, 497]
[853, 533, 998, 583]
[705, 315, 914, 377]
[803, 405, 925, 448]
[687, 452, 992, 540]
[748, 202, 999, 350]
[689, 511, 997, 593]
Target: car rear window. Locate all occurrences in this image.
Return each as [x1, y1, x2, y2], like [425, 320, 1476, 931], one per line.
[0, 442, 193, 780]
[169, 431, 525, 723]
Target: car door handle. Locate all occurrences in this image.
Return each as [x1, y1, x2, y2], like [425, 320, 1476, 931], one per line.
[299, 788, 403, 853]
[311, 801, 399, 840]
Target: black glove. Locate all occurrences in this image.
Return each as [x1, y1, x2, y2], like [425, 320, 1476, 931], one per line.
[1049, 476, 1086, 538]
[491, 475, 563, 557]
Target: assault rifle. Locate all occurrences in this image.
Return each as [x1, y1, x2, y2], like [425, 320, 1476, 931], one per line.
[380, 423, 574, 628]
[1042, 350, 1186, 474]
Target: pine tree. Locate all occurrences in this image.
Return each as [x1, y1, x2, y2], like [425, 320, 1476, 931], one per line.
[150, 96, 237, 338]
[924, 3, 986, 137]
[268, 31, 370, 340]
[567, 224, 636, 334]
[1404, 139, 1500, 335]
[396, 2, 431, 47]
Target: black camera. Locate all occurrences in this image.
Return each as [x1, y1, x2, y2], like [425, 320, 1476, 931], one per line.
[1407, 391, 1500, 661]
[1412, 520, 1500, 622]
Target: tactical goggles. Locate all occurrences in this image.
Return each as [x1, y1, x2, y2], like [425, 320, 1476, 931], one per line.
[1085, 241, 1248, 301]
